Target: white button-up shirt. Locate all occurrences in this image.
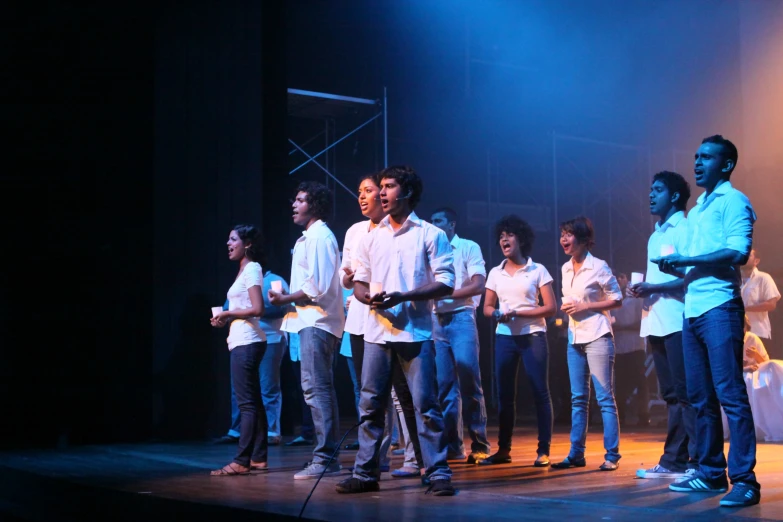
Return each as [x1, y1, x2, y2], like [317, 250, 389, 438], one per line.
[434, 234, 486, 314]
[354, 212, 455, 344]
[561, 252, 623, 345]
[341, 220, 377, 336]
[640, 211, 690, 338]
[742, 268, 780, 339]
[485, 257, 553, 336]
[684, 182, 756, 319]
[282, 220, 345, 338]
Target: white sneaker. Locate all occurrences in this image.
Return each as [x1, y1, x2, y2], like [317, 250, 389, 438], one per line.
[636, 464, 688, 479]
[294, 461, 342, 480]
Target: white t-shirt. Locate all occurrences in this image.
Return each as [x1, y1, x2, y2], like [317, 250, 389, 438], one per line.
[743, 331, 769, 367]
[341, 220, 375, 336]
[742, 268, 781, 339]
[227, 262, 267, 350]
[640, 211, 689, 338]
[485, 257, 552, 336]
[434, 234, 486, 314]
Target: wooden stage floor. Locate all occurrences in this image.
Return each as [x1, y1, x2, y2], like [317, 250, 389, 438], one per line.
[0, 425, 781, 521]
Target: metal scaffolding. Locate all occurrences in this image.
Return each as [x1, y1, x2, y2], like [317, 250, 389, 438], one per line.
[287, 87, 388, 203]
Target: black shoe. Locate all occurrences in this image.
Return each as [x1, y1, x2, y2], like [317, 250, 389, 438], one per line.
[720, 482, 761, 507]
[669, 473, 729, 493]
[285, 436, 314, 447]
[551, 457, 586, 469]
[426, 480, 456, 496]
[335, 477, 380, 494]
[344, 441, 360, 450]
[211, 435, 239, 445]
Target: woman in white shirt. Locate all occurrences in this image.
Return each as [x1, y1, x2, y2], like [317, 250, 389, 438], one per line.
[210, 224, 267, 476]
[551, 216, 623, 471]
[480, 215, 556, 467]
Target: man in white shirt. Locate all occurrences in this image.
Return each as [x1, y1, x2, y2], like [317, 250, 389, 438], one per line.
[653, 136, 760, 507]
[270, 181, 345, 480]
[430, 207, 490, 463]
[335, 165, 456, 496]
[741, 249, 780, 354]
[631, 171, 697, 479]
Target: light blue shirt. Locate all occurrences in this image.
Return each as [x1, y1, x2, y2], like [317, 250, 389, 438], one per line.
[684, 181, 756, 318]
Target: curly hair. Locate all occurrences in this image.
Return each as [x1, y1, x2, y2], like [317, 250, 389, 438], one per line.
[652, 171, 691, 211]
[560, 216, 595, 250]
[296, 181, 332, 221]
[379, 165, 423, 210]
[494, 214, 535, 257]
[233, 224, 265, 265]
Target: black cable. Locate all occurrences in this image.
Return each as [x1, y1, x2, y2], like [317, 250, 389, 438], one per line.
[298, 420, 363, 519]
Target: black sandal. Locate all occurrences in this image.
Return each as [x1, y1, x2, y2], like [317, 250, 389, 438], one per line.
[210, 462, 251, 476]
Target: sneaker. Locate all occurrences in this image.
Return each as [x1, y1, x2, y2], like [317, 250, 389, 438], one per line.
[636, 464, 688, 479]
[426, 479, 456, 496]
[719, 482, 761, 507]
[479, 452, 512, 465]
[268, 436, 281, 446]
[285, 436, 314, 447]
[466, 452, 489, 464]
[391, 466, 420, 478]
[294, 461, 342, 480]
[335, 477, 380, 494]
[211, 434, 239, 445]
[669, 473, 728, 493]
[551, 456, 586, 469]
[343, 441, 360, 450]
[392, 448, 405, 456]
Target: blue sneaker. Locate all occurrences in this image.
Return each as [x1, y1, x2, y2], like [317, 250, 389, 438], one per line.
[669, 473, 728, 493]
[719, 482, 760, 507]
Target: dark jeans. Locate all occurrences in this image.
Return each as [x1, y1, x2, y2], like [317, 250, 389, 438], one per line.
[649, 332, 697, 471]
[230, 342, 268, 467]
[292, 360, 315, 440]
[683, 298, 758, 487]
[615, 350, 650, 425]
[495, 333, 553, 455]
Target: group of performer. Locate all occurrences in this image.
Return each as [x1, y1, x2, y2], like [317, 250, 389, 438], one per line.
[208, 134, 765, 507]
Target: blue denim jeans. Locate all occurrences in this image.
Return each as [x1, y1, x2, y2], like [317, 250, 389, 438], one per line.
[230, 342, 268, 467]
[566, 334, 621, 463]
[433, 309, 490, 455]
[495, 333, 553, 455]
[299, 327, 341, 464]
[229, 340, 285, 438]
[353, 340, 451, 482]
[648, 332, 698, 471]
[682, 298, 758, 487]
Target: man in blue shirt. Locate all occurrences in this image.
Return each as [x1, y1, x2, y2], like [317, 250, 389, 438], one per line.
[653, 135, 759, 507]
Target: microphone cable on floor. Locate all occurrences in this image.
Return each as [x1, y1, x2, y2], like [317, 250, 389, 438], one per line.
[298, 420, 363, 519]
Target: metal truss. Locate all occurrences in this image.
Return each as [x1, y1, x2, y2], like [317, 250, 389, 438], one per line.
[287, 87, 388, 199]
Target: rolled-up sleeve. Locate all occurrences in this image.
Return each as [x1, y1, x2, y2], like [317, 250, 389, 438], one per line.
[724, 194, 756, 256]
[300, 236, 338, 301]
[465, 242, 487, 279]
[598, 266, 623, 302]
[353, 233, 372, 284]
[340, 227, 355, 289]
[429, 229, 455, 288]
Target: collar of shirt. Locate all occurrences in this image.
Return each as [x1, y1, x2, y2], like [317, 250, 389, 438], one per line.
[563, 251, 596, 274]
[450, 233, 461, 248]
[380, 211, 422, 234]
[655, 210, 685, 233]
[299, 219, 328, 241]
[694, 180, 733, 208]
[499, 256, 534, 276]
